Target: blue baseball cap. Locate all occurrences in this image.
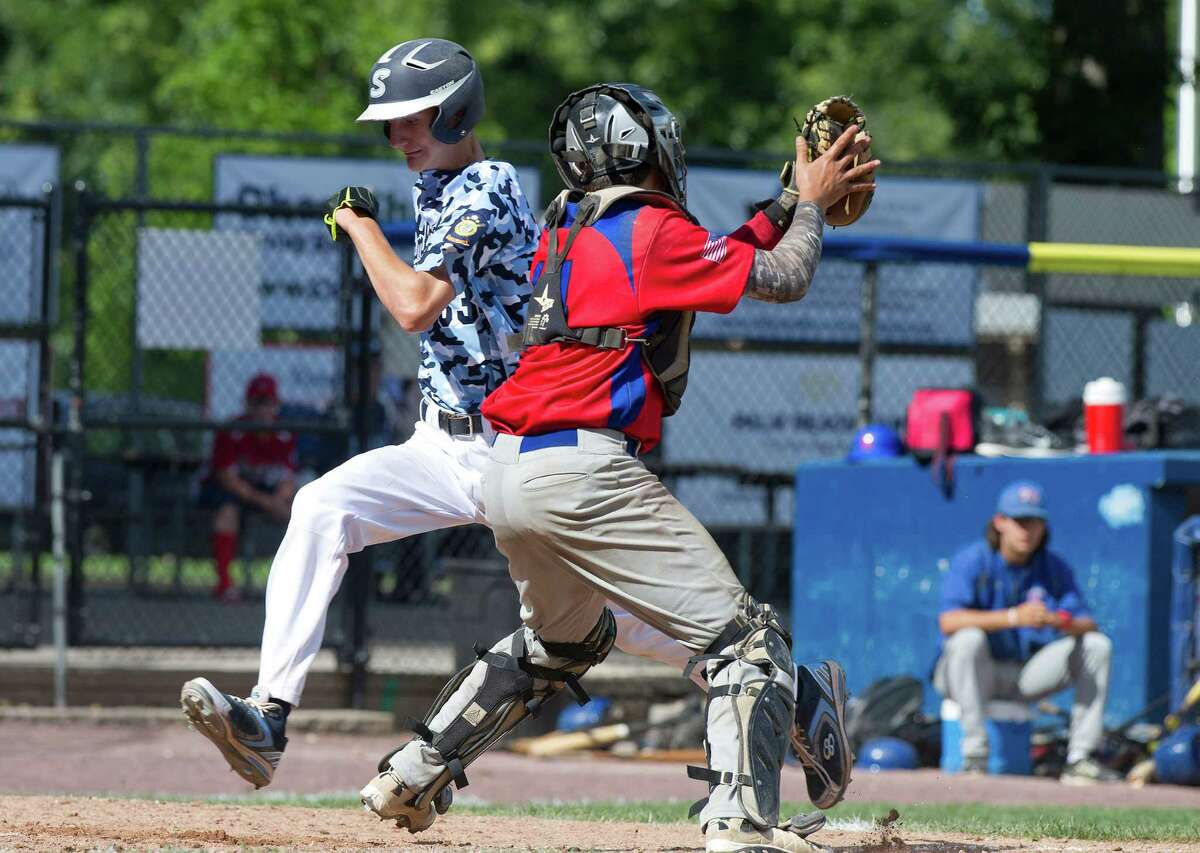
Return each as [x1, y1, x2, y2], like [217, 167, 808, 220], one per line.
[996, 480, 1048, 520]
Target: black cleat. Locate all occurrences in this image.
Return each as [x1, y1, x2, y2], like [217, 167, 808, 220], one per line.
[790, 660, 852, 809]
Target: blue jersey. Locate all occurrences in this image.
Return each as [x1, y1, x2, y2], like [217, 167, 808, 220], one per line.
[411, 160, 539, 414]
[938, 540, 1092, 662]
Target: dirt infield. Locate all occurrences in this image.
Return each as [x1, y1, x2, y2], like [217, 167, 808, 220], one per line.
[2, 795, 1198, 853]
[2, 721, 1199, 851]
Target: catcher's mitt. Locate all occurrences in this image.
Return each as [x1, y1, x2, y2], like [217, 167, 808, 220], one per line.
[798, 96, 873, 227]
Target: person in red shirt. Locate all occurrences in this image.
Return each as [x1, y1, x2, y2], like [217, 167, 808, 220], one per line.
[360, 84, 877, 853]
[201, 373, 298, 599]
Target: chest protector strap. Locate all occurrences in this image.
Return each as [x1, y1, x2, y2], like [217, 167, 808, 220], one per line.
[521, 186, 697, 415]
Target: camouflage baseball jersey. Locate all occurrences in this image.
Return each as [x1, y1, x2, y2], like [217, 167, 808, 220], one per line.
[412, 160, 539, 414]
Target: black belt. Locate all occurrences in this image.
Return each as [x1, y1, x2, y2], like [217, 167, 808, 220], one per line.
[421, 400, 485, 437]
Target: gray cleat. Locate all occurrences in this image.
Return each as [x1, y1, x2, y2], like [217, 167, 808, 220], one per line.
[180, 677, 287, 788]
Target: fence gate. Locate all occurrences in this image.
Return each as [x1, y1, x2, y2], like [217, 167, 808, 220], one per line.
[0, 188, 59, 647]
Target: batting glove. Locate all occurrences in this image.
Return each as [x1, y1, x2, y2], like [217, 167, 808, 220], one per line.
[324, 186, 379, 241]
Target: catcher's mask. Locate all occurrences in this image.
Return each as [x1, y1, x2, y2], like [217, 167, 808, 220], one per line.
[357, 38, 485, 145]
[549, 83, 687, 205]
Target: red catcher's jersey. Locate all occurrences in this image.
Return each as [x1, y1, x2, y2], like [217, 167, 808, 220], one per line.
[482, 198, 784, 451]
[211, 415, 298, 487]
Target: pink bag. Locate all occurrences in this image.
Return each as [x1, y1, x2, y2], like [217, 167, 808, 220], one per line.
[906, 389, 979, 494]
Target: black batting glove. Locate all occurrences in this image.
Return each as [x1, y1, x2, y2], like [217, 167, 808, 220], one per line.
[324, 186, 379, 241]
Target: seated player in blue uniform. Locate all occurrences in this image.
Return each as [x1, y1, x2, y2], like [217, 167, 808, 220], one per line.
[934, 480, 1118, 783]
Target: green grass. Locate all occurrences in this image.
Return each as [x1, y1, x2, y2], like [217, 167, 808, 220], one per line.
[0, 552, 440, 599]
[0, 552, 274, 591]
[157, 794, 1200, 843]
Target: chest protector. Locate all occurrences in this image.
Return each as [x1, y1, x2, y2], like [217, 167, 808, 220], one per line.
[521, 186, 696, 416]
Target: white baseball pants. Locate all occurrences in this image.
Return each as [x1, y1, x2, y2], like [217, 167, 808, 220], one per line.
[256, 403, 694, 706]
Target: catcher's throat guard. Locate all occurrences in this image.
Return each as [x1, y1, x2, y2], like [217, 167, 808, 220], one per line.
[518, 186, 695, 416]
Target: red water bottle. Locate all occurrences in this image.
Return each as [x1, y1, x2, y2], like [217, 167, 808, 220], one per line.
[1083, 377, 1126, 454]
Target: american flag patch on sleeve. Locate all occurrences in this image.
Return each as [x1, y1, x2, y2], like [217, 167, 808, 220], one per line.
[701, 235, 728, 264]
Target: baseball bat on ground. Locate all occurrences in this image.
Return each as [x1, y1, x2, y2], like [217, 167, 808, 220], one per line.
[1163, 678, 1200, 733]
[510, 708, 701, 758]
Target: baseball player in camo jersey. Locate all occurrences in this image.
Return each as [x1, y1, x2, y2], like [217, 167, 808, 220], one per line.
[179, 37, 698, 791]
[179, 44, 853, 828]
[358, 84, 877, 852]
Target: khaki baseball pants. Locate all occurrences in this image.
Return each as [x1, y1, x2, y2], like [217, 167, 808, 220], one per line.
[484, 428, 787, 826]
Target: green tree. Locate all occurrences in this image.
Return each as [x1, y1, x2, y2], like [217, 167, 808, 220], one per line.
[1039, 0, 1169, 169]
[451, 0, 1050, 162]
[3, 0, 1058, 171]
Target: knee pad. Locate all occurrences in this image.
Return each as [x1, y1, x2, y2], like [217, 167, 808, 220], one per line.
[365, 609, 617, 826]
[686, 600, 796, 829]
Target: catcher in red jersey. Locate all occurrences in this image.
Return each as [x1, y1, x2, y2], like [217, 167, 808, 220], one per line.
[360, 83, 877, 853]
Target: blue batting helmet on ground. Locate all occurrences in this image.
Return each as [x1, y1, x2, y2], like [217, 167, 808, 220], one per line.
[847, 424, 903, 462]
[855, 736, 919, 772]
[556, 697, 611, 733]
[1154, 724, 1200, 786]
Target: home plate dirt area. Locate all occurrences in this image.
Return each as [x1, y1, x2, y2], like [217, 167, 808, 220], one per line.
[2, 721, 1198, 852]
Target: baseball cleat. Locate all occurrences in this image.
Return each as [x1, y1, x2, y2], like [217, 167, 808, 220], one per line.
[782, 811, 827, 838]
[359, 771, 452, 833]
[1059, 756, 1122, 785]
[790, 660, 852, 809]
[704, 817, 831, 852]
[180, 677, 287, 788]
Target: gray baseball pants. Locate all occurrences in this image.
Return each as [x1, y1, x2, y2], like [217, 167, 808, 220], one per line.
[483, 428, 791, 827]
[933, 626, 1112, 762]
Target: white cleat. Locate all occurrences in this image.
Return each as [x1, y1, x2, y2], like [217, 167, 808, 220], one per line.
[358, 771, 452, 833]
[704, 817, 832, 853]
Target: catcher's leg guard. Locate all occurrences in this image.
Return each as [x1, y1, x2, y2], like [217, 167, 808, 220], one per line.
[360, 609, 616, 831]
[685, 600, 797, 830]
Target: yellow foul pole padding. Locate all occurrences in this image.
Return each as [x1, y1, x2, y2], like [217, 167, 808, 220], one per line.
[1028, 242, 1200, 278]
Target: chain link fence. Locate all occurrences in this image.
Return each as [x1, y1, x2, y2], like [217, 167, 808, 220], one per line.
[0, 189, 59, 647]
[1, 122, 1198, 708]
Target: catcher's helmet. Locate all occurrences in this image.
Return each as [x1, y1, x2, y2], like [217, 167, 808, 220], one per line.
[357, 38, 484, 145]
[549, 83, 687, 204]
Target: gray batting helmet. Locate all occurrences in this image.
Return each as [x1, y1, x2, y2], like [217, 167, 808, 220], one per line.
[549, 83, 688, 204]
[357, 38, 485, 145]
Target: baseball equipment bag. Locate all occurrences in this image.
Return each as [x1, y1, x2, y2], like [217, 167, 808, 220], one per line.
[845, 675, 941, 768]
[906, 388, 980, 495]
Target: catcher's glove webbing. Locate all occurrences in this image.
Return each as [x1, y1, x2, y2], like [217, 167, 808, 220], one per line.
[798, 96, 873, 226]
[324, 185, 379, 241]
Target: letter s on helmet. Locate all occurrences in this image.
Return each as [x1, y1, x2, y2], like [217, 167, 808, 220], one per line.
[549, 83, 688, 205]
[357, 38, 484, 144]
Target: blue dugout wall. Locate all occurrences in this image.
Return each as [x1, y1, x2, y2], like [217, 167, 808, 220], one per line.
[792, 453, 1200, 724]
